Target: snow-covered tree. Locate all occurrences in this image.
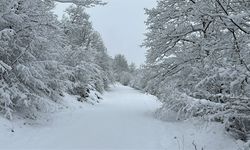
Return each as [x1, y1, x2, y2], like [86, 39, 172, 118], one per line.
[129, 63, 136, 74]
[0, 0, 65, 119]
[92, 32, 115, 89]
[112, 54, 133, 85]
[0, 0, 113, 119]
[113, 54, 129, 73]
[60, 4, 114, 100]
[54, 0, 106, 7]
[143, 0, 250, 140]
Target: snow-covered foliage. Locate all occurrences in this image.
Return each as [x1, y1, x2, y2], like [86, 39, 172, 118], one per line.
[0, 0, 113, 119]
[61, 5, 114, 92]
[54, 0, 106, 7]
[137, 0, 250, 141]
[112, 54, 134, 86]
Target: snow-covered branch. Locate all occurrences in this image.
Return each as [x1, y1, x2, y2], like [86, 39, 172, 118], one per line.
[53, 0, 107, 7]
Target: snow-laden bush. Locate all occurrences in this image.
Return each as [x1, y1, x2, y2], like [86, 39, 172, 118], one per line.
[135, 65, 250, 140]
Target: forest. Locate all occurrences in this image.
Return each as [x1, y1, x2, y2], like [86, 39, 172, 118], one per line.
[0, 0, 250, 149]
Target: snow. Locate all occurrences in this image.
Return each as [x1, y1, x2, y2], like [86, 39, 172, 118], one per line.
[0, 84, 243, 150]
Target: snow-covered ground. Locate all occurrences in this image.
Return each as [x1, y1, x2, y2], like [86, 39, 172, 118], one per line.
[0, 84, 244, 150]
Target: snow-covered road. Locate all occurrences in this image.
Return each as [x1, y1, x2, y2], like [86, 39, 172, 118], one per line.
[0, 84, 241, 150]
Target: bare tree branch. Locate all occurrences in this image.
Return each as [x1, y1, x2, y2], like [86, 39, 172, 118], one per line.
[215, 0, 249, 34]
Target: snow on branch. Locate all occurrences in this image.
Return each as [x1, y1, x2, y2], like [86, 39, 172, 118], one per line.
[0, 61, 11, 73]
[53, 0, 107, 7]
[0, 29, 16, 41]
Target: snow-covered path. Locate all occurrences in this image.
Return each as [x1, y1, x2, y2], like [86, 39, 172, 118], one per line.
[0, 85, 241, 150]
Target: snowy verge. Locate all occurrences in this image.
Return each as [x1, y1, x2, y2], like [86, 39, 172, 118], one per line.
[157, 116, 247, 150]
[0, 89, 102, 136]
[154, 92, 250, 149]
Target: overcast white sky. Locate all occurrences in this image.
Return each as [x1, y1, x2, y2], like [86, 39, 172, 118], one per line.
[54, 0, 156, 65]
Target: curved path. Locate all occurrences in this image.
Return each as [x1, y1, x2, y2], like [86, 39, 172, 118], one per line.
[0, 85, 239, 150]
